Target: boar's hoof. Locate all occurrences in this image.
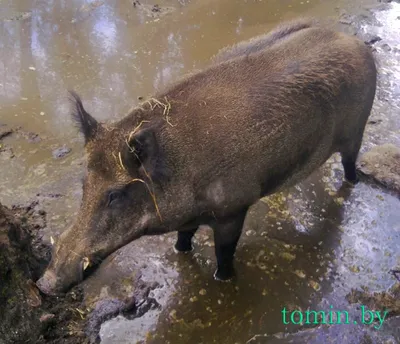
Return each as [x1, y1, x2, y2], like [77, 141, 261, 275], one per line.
[344, 174, 360, 186]
[173, 244, 194, 254]
[213, 269, 234, 282]
[343, 161, 360, 185]
[174, 230, 196, 252]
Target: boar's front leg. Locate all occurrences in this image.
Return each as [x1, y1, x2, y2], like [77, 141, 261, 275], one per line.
[174, 228, 198, 252]
[212, 208, 248, 281]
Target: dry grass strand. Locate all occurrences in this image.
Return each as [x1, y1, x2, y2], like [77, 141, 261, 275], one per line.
[126, 120, 150, 151]
[118, 151, 126, 171]
[112, 152, 122, 170]
[142, 97, 176, 127]
[104, 125, 117, 132]
[129, 178, 162, 222]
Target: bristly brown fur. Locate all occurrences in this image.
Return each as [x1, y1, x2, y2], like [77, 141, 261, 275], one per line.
[38, 18, 377, 294]
[212, 17, 320, 63]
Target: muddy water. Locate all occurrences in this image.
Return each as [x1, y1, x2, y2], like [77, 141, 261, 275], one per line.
[0, 0, 399, 344]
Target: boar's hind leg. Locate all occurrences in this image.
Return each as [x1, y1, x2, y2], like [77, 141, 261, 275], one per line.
[212, 208, 248, 281]
[340, 129, 366, 185]
[175, 228, 198, 252]
[342, 154, 358, 184]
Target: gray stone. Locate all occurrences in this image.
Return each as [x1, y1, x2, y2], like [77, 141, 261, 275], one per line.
[52, 146, 71, 159]
[358, 144, 400, 194]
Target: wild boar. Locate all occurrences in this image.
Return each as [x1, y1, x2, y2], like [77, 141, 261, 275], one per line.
[36, 17, 377, 295]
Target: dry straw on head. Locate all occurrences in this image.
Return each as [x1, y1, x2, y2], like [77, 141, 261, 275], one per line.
[143, 97, 175, 127]
[110, 106, 166, 222]
[129, 178, 162, 222]
[126, 120, 150, 152]
[118, 151, 126, 171]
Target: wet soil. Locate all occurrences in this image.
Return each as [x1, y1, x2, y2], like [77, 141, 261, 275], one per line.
[0, 0, 400, 343]
[0, 200, 86, 344]
[0, 200, 170, 344]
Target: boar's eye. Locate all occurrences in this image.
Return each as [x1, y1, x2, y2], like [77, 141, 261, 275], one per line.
[107, 190, 124, 207]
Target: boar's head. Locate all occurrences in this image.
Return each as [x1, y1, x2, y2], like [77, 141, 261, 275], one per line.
[36, 91, 170, 295]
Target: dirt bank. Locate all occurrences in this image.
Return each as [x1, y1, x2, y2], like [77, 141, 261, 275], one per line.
[0, 201, 88, 344]
[0, 200, 165, 344]
[358, 144, 400, 195]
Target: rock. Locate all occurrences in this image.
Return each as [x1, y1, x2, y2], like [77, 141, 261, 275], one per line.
[131, 1, 175, 19]
[380, 43, 392, 52]
[152, 4, 161, 12]
[339, 18, 353, 25]
[52, 146, 71, 159]
[359, 33, 382, 45]
[86, 280, 160, 344]
[23, 132, 41, 143]
[367, 119, 383, 125]
[339, 13, 354, 25]
[0, 144, 15, 158]
[0, 126, 13, 140]
[358, 144, 400, 194]
[85, 299, 127, 343]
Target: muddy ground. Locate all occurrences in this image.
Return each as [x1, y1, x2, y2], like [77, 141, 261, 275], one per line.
[0, 0, 400, 343]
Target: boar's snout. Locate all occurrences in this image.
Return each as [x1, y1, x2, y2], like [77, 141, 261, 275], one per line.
[36, 270, 61, 296]
[36, 261, 84, 295]
[36, 242, 87, 295]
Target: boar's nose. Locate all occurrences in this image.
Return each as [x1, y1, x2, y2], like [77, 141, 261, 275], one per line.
[36, 270, 60, 296]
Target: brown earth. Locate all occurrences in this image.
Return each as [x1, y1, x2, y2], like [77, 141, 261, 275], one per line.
[0, 201, 88, 344]
[0, 200, 163, 344]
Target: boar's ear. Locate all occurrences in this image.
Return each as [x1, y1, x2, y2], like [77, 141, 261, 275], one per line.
[124, 127, 169, 183]
[68, 90, 99, 144]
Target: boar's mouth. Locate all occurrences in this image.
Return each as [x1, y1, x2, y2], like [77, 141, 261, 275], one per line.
[37, 228, 149, 296]
[79, 255, 103, 282]
[36, 255, 104, 296]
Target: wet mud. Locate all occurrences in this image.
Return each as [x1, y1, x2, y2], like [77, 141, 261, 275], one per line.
[0, 0, 400, 343]
[0, 200, 84, 344]
[0, 200, 163, 344]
